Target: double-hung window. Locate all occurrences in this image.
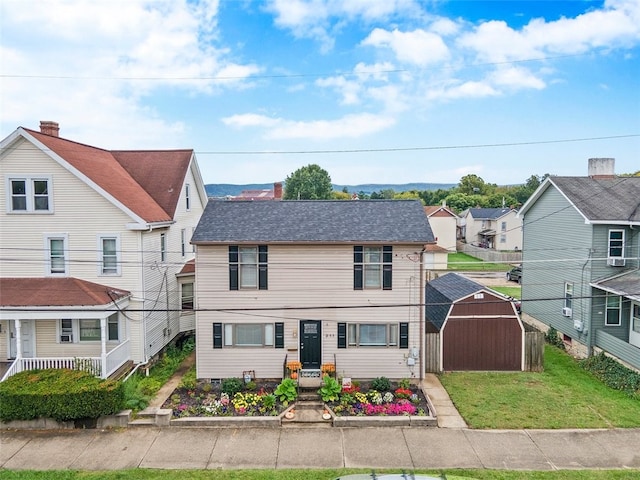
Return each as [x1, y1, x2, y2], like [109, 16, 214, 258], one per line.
[229, 245, 268, 290]
[99, 235, 119, 275]
[185, 184, 191, 211]
[564, 283, 573, 310]
[338, 322, 408, 348]
[8, 177, 52, 213]
[354, 245, 392, 290]
[59, 316, 119, 342]
[107, 314, 119, 341]
[608, 229, 625, 259]
[45, 234, 67, 275]
[181, 282, 194, 310]
[605, 293, 621, 326]
[160, 233, 167, 262]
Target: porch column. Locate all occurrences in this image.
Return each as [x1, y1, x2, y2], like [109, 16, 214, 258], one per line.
[14, 319, 22, 359]
[100, 317, 107, 379]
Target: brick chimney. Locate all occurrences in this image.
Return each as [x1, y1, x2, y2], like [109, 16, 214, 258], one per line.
[588, 158, 615, 179]
[40, 121, 60, 137]
[273, 182, 283, 200]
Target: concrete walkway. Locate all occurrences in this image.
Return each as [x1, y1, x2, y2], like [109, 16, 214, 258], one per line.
[422, 374, 467, 428]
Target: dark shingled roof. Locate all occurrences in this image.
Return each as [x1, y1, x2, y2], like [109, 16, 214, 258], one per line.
[192, 200, 435, 244]
[425, 273, 484, 330]
[591, 270, 640, 302]
[468, 208, 513, 219]
[550, 177, 640, 223]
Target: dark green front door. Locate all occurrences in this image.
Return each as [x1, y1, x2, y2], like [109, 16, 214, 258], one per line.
[300, 320, 321, 369]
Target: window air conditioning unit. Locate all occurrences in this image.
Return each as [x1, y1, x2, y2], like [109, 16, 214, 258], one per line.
[607, 257, 625, 267]
[574, 319, 584, 332]
[562, 307, 572, 317]
[60, 334, 72, 343]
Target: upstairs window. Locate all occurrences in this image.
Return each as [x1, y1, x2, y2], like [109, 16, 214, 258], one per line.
[181, 283, 194, 310]
[8, 177, 52, 213]
[46, 234, 67, 275]
[229, 245, 268, 290]
[185, 184, 191, 211]
[160, 233, 167, 262]
[181, 229, 186, 257]
[99, 236, 119, 275]
[354, 246, 392, 290]
[608, 229, 624, 258]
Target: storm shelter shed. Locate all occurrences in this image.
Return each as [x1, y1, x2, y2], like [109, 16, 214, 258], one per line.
[425, 273, 524, 371]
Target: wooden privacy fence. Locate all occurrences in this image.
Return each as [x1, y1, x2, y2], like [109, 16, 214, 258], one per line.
[424, 327, 544, 372]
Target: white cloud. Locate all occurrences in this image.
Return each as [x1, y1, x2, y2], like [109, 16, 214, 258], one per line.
[490, 67, 545, 90]
[362, 28, 450, 66]
[427, 81, 500, 100]
[222, 114, 282, 128]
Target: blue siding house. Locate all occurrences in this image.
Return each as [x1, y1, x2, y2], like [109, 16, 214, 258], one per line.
[518, 158, 640, 370]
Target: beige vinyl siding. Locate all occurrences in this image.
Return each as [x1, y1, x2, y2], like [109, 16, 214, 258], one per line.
[500, 211, 523, 251]
[196, 244, 424, 380]
[427, 215, 457, 252]
[0, 322, 8, 360]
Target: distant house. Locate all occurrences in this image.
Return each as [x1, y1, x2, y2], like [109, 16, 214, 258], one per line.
[424, 201, 458, 252]
[192, 200, 437, 381]
[233, 182, 283, 201]
[460, 207, 522, 251]
[518, 158, 640, 371]
[0, 121, 207, 380]
[425, 273, 524, 371]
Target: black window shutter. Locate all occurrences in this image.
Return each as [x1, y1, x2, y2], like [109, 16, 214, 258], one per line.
[383, 246, 392, 290]
[229, 246, 238, 290]
[275, 322, 284, 348]
[258, 245, 268, 290]
[399, 322, 409, 349]
[213, 323, 223, 349]
[337, 323, 347, 348]
[354, 246, 363, 290]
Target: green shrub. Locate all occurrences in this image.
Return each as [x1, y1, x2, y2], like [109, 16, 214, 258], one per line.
[581, 352, 640, 398]
[545, 326, 565, 350]
[179, 367, 197, 390]
[399, 378, 411, 389]
[371, 376, 392, 392]
[318, 375, 342, 402]
[221, 377, 244, 396]
[245, 380, 257, 391]
[0, 369, 124, 422]
[274, 378, 298, 405]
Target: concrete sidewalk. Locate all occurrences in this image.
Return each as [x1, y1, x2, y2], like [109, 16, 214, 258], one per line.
[2, 426, 639, 471]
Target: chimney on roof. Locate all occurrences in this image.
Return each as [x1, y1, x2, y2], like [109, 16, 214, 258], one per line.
[588, 158, 615, 179]
[40, 121, 60, 137]
[274, 182, 283, 200]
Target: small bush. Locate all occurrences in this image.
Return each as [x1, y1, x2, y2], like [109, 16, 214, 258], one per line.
[371, 376, 392, 392]
[545, 326, 565, 350]
[274, 378, 298, 405]
[221, 377, 244, 396]
[0, 369, 124, 422]
[245, 380, 257, 391]
[581, 352, 640, 398]
[179, 368, 197, 390]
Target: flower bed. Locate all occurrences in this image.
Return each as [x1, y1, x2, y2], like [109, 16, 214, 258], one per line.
[325, 377, 430, 417]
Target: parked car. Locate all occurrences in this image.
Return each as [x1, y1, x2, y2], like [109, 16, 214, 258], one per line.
[507, 265, 522, 283]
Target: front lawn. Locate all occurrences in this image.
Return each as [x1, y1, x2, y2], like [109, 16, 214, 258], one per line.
[439, 345, 640, 429]
[448, 252, 509, 271]
[490, 285, 521, 299]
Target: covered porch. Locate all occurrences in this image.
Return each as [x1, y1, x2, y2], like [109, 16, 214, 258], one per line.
[0, 277, 132, 381]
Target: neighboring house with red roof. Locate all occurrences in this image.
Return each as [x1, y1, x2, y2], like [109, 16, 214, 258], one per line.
[424, 201, 458, 252]
[0, 121, 207, 380]
[233, 182, 283, 201]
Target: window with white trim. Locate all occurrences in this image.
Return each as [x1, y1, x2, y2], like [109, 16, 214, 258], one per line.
[354, 246, 392, 290]
[181, 283, 194, 310]
[564, 283, 573, 310]
[185, 183, 191, 211]
[608, 229, 624, 258]
[224, 323, 274, 347]
[605, 293, 621, 326]
[79, 319, 101, 341]
[160, 233, 167, 262]
[347, 323, 398, 347]
[633, 303, 640, 334]
[99, 235, 120, 275]
[229, 245, 268, 290]
[59, 316, 119, 342]
[7, 177, 52, 213]
[107, 314, 119, 341]
[45, 234, 67, 275]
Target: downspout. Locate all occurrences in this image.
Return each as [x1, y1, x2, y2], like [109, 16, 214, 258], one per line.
[582, 248, 593, 356]
[419, 246, 426, 382]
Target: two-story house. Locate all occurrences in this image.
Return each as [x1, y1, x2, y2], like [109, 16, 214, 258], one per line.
[424, 201, 458, 252]
[191, 199, 436, 381]
[460, 207, 522, 251]
[518, 158, 640, 370]
[0, 121, 207, 380]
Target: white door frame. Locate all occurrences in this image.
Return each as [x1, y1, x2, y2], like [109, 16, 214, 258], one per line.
[630, 302, 640, 349]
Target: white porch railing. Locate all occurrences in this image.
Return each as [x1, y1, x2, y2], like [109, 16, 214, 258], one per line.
[0, 340, 131, 382]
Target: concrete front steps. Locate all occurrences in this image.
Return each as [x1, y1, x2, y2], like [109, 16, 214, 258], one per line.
[282, 384, 333, 428]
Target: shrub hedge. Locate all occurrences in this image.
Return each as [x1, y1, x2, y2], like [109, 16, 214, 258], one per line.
[581, 352, 640, 399]
[0, 368, 124, 422]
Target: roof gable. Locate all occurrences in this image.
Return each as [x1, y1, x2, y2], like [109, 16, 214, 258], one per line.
[15, 128, 194, 224]
[192, 200, 435, 243]
[425, 273, 485, 330]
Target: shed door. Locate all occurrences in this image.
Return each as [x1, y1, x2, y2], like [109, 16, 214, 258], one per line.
[443, 318, 521, 371]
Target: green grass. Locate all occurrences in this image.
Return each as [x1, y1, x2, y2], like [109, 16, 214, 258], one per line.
[0, 469, 639, 480]
[447, 253, 510, 271]
[490, 285, 521, 299]
[439, 345, 640, 429]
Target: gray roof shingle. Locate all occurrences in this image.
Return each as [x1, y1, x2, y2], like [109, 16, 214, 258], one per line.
[425, 273, 484, 330]
[550, 177, 640, 223]
[469, 208, 513, 219]
[192, 199, 435, 244]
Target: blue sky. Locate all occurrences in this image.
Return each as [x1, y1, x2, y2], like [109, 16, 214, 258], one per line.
[1, 0, 638, 186]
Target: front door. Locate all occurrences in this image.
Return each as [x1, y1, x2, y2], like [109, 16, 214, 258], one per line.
[300, 320, 321, 369]
[9, 320, 35, 358]
[630, 302, 640, 349]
